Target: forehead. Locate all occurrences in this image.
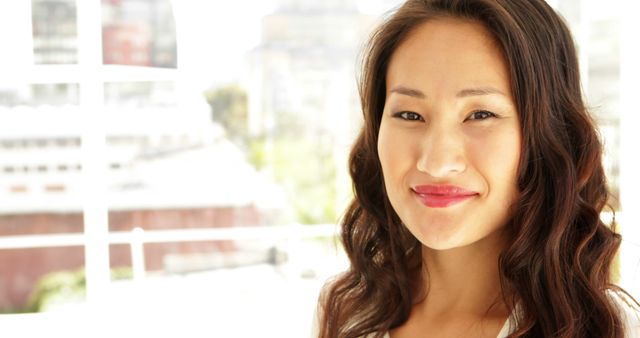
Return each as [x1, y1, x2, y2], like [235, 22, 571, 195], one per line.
[386, 17, 511, 95]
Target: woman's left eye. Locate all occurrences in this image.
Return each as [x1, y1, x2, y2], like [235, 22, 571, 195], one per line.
[466, 110, 497, 121]
[394, 111, 423, 121]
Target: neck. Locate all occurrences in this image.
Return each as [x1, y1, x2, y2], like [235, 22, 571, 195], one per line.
[417, 229, 509, 317]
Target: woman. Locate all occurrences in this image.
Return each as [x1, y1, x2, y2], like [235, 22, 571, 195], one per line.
[312, 0, 639, 337]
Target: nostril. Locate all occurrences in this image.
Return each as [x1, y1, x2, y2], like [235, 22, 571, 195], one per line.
[416, 151, 466, 178]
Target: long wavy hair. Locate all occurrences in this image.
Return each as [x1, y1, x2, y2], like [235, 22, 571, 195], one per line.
[319, 0, 631, 337]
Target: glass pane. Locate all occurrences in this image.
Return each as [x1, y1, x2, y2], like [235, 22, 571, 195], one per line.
[102, 0, 177, 68]
[0, 247, 85, 313]
[31, 0, 78, 64]
[0, 132, 86, 315]
[2, 0, 635, 336]
[104, 81, 175, 107]
[0, 83, 79, 107]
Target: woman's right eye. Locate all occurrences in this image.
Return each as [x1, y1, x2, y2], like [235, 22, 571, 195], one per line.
[393, 111, 423, 121]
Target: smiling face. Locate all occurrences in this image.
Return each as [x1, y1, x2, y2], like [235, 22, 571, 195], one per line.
[377, 18, 522, 251]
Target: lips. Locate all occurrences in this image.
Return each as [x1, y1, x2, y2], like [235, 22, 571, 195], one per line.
[411, 184, 479, 208]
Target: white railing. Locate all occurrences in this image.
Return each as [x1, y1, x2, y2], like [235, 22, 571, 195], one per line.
[0, 213, 637, 294]
[0, 223, 342, 338]
[0, 223, 340, 280]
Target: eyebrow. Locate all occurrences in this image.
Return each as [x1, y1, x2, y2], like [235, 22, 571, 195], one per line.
[388, 85, 506, 99]
[389, 86, 426, 99]
[456, 87, 506, 98]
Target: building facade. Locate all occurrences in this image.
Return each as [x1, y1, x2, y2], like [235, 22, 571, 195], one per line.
[0, 0, 280, 311]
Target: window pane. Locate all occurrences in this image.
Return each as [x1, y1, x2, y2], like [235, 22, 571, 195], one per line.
[0, 83, 79, 107]
[31, 0, 78, 64]
[104, 81, 175, 107]
[102, 0, 177, 68]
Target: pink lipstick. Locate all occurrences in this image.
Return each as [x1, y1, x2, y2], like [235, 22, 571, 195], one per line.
[412, 185, 478, 208]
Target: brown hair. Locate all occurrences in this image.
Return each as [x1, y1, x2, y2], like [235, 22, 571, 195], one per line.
[319, 0, 632, 337]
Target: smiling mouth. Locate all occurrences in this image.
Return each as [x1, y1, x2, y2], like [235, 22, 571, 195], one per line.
[411, 185, 479, 208]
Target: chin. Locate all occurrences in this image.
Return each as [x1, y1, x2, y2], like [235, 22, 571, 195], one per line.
[411, 224, 468, 251]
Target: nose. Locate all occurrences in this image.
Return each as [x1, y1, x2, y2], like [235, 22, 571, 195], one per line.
[416, 124, 467, 178]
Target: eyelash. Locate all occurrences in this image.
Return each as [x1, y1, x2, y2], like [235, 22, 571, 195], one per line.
[392, 110, 498, 122]
[393, 111, 423, 121]
[465, 110, 498, 121]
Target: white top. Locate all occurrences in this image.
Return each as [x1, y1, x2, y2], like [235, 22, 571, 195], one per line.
[378, 316, 512, 338]
[364, 311, 515, 338]
[378, 316, 513, 338]
[311, 290, 640, 338]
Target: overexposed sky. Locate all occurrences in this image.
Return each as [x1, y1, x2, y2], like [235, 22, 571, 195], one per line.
[171, 0, 401, 90]
[171, 0, 277, 88]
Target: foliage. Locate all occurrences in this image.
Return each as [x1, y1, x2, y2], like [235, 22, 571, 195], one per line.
[203, 84, 340, 224]
[26, 267, 133, 313]
[203, 84, 249, 145]
[26, 268, 86, 312]
[249, 135, 338, 224]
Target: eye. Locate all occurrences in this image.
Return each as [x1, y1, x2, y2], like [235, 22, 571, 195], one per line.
[466, 110, 497, 121]
[394, 111, 424, 121]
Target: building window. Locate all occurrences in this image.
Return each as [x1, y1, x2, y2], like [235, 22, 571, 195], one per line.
[102, 0, 177, 68]
[31, 0, 78, 64]
[0, 141, 15, 149]
[44, 184, 66, 193]
[104, 81, 176, 107]
[31, 83, 80, 106]
[9, 185, 28, 193]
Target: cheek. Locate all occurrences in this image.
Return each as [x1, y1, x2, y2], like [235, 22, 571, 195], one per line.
[377, 124, 413, 191]
[467, 128, 521, 197]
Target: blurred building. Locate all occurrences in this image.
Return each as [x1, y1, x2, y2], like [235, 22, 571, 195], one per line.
[102, 0, 177, 67]
[0, 0, 626, 313]
[246, 0, 403, 220]
[1, 0, 277, 229]
[0, 0, 283, 311]
[31, 0, 78, 64]
[247, 0, 375, 138]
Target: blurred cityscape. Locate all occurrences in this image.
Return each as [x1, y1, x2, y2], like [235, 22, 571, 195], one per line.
[0, 0, 638, 337]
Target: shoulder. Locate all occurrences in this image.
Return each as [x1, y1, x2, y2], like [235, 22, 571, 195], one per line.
[607, 289, 640, 337]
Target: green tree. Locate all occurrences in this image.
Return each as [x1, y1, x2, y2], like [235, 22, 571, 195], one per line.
[249, 134, 338, 224]
[26, 267, 132, 313]
[203, 85, 339, 224]
[203, 84, 249, 145]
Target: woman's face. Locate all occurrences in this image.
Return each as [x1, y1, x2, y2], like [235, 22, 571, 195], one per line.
[378, 18, 521, 251]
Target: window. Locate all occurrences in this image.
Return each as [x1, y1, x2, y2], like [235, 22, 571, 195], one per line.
[31, 0, 78, 64]
[1, 2, 637, 337]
